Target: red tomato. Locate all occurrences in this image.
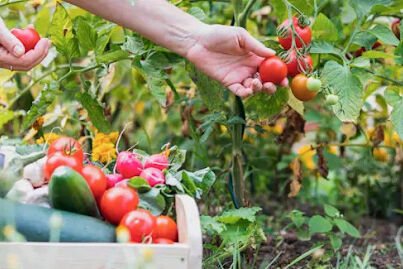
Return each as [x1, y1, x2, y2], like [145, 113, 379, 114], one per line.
[140, 168, 165, 187]
[153, 238, 174, 244]
[154, 216, 178, 242]
[100, 186, 139, 225]
[278, 17, 312, 50]
[10, 27, 40, 52]
[392, 19, 400, 39]
[120, 209, 156, 243]
[355, 41, 382, 57]
[144, 154, 169, 171]
[47, 137, 84, 163]
[285, 50, 313, 77]
[44, 151, 83, 180]
[259, 56, 288, 85]
[80, 165, 107, 199]
[291, 74, 317, 101]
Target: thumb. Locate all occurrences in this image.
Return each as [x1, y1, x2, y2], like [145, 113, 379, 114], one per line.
[0, 21, 25, 57]
[240, 29, 275, 58]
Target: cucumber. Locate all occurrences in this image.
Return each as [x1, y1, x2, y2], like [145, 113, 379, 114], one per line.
[49, 166, 100, 218]
[0, 198, 116, 242]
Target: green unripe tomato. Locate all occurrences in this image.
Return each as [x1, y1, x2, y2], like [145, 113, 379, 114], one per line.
[326, 94, 339, 105]
[306, 77, 322, 92]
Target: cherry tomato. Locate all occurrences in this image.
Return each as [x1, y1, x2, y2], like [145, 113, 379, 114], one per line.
[259, 56, 288, 85]
[291, 74, 317, 102]
[140, 167, 165, 187]
[154, 216, 178, 242]
[306, 77, 322, 92]
[285, 50, 313, 77]
[47, 137, 84, 163]
[80, 165, 107, 199]
[120, 209, 156, 243]
[44, 151, 83, 180]
[326, 94, 339, 105]
[10, 27, 40, 52]
[144, 154, 169, 171]
[153, 238, 174, 244]
[278, 17, 312, 50]
[100, 186, 139, 225]
[392, 19, 400, 39]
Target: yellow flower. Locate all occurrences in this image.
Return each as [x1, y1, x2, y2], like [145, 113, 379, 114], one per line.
[384, 132, 402, 147]
[36, 133, 61, 145]
[92, 143, 117, 163]
[135, 101, 146, 115]
[328, 146, 339, 155]
[298, 145, 316, 170]
[93, 132, 119, 147]
[373, 148, 388, 162]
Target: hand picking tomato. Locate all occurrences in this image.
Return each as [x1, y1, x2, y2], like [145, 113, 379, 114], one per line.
[153, 238, 174, 244]
[44, 151, 83, 180]
[392, 18, 400, 39]
[291, 74, 317, 102]
[140, 167, 165, 187]
[47, 137, 84, 163]
[278, 17, 312, 50]
[154, 216, 178, 242]
[80, 165, 107, 199]
[120, 209, 156, 243]
[285, 50, 313, 77]
[144, 154, 169, 171]
[10, 27, 40, 52]
[100, 186, 139, 225]
[259, 56, 288, 85]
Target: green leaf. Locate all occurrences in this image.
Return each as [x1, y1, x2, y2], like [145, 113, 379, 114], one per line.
[330, 234, 342, 251]
[147, 77, 166, 106]
[96, 50, 130, 64]
[308, 215, 333, 234]
[75, 16, 97, 52]
[368, 24, 400, 46]
[123, 35, 147, 55]
[217, 207, 261, 224]
[350, 57, 371, 68]
[362, 50, 397, 59]
[391, 101, 403, 141]
[127, 177, 151, 193]
[271, 0, 315, 22]
[353, 32, 378, 49]
[34, 6, 50, 37]
[181, 168, 216, 199]
[312, 13, 338, 42]
[76, 91, 112, 133]
[334, 218, 360, 237]
[201, 216, 226, 235]
[0, 110, 14, 131]
[138, 188, 166, 215]
[350, 0, 393, 18]
[287, 89, 304, 115]
[245, 88, 288, 119]
[289, 210, 306, 228]
[95, 31, 112, 56]
[384, 86, 402, 107]
[167, 146, 186, 171]
[310, 41, 342, 55]
[165, 172, 185, 192]
[322, 61, 363, 122]
[23, 83, 61, 129]
[188, 7, 206, 21]
[324, 204, 339, 217]
[49, 3, 79, 60]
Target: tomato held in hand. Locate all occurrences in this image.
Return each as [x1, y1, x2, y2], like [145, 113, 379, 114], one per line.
[291, 74, 317, 102]
[154, 216, 178, 242]
[100, 186, 139, 225]
[285, 50, 313, 77]
[120, 209, 156, 243]
[144, 154, 169, 171]
[10, 27, 40, 52]
[278, 17, 311, 50]
[259, 56, 287, 85]
[44, 151, 83, 180]
[80, 165, 107, 199]
[153, 238, 174, 244]
[47, 137, 84, 163]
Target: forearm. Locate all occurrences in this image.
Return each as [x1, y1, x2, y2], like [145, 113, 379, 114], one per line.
[64, 0, 205, 57]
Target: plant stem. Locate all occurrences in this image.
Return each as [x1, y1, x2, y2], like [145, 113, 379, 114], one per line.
[343, 16, 364, 56]
[239, 0, 258, 27]
[0, 0, 28, 7]
[360, 68, 403, 86]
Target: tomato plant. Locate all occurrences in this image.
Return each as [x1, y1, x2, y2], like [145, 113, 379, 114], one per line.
[285, 50, 313, 77]
[278, 17, 312, 50]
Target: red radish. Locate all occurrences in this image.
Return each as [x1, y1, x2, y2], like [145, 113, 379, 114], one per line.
[140, 168, 165, 187]
[115, 179, 129, 188]
[116, 151, 143, 179]
[106, 174, 124, 189]
[144, 154, 169, 171]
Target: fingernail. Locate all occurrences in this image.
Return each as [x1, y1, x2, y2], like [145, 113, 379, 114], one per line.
[13, 45, 24, 57]
[268, 48, 276, 55]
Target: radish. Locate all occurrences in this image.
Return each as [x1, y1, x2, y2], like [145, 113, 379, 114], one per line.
[140, 167, 165, 187]
[144, 154, 169, 171]
[106, 174, 124, 189]
[115, 179, 129, 187]
[116, 151, 143, 179]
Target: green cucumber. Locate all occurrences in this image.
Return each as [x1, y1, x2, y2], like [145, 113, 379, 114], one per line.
[49, 166, 100, 217]
[0, 198, 116, 242]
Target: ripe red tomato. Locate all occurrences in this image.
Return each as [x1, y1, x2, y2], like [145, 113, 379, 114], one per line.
[80, 165, 107, 199]
[153, 238, 174, 244]
[144, 154, 169, 171]
[47, 137, 84, 163]
[10, 27, 40, 52]
[259, 56, 288, 85]
[100, 186, 139, 225]
[278, 17, 312, 50]
[392, 19, 400, 39]
[44, 151, 83, 180]
[154, 216, 178, 242]
[291, 74, 317, 102]
[120, 209, 156, 243]
[285, 50, 313, 77]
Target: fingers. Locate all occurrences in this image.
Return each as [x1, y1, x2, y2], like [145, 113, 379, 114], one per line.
[228, 83, 254, 98]
[280, 77, 289, 87]
[0, 19, 25, 57]
[238, 28, 275, 58]
[262, 82, 277, 94]
[243, 78, 263, 94]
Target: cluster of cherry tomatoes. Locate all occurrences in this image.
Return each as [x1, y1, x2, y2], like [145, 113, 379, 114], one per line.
[43, 137, 177, 244]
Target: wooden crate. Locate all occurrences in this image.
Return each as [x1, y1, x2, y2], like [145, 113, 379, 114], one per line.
[0, 195, 202, 269]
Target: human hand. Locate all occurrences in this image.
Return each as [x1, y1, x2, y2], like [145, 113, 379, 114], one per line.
[186, 24, 288, 98]
[0, 20, 51, 71]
